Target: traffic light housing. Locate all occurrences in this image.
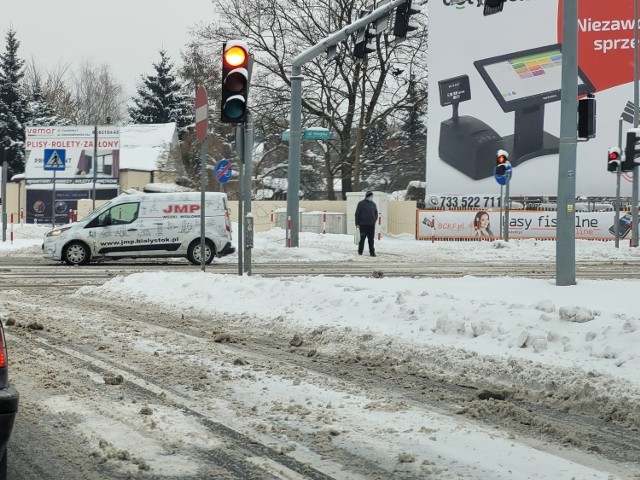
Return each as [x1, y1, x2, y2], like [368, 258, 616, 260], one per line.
[623, 128, 640, 172]
[393, 0, 420, 38]
[577, 94, 596, 140]
[221, 41, 252, 124]
[607, 147, 621, 173]
[353, 9, 376, 59]
[354, 23, 376, 59]
[484, 0, 505, 16]
[495, 149, 509, 177]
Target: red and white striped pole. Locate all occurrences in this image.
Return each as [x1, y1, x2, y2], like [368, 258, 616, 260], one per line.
[270, 210, 274, 229]
[377, 213, 382, 241]
[322, 210, 327, 234]
[286, 215, 292, 247]
[10, 213, 14, 244]
[431, 215, 435, 243]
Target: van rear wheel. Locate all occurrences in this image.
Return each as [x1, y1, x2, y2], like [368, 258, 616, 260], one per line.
[187, 239, 215, 265]
[63, 241, 90, 265]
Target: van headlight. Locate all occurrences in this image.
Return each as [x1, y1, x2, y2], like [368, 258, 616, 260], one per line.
[45, 227, 72, 237]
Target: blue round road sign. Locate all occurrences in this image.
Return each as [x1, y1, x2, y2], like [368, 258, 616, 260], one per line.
[214, 159, 232, 184]
[494, 164, 513, 186]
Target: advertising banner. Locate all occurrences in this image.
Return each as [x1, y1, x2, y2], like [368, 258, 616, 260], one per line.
[26, 187, 118, 225]
[417, 209, 630, 241]
[427, 1, 635, 198]
[25, 126, 120, 184]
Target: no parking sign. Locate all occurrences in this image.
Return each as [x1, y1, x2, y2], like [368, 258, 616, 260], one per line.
[214, 158, 232, 184]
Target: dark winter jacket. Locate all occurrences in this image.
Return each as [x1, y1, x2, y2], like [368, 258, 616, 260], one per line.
[355, 199, 378, 226]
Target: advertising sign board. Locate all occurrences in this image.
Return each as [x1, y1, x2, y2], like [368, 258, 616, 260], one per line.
[427, 1, 635, 197]
[25, 126, 120, 184]
[416, 209, 626, 241]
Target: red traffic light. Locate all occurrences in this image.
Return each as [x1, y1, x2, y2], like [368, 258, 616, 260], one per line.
[496, 149, 509, 166]
[495, 149, 510, 178]
[608, 146, 622, 173]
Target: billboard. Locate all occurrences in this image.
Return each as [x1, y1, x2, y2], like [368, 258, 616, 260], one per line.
[427, 0, 635, 197]
[25, 125, 120, 185]
[416, 209, 629, 241]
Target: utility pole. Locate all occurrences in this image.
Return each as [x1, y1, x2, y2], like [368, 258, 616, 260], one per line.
[92, 125, 98, 210]
[555, 0, 578, 286]
[632, 0, 639, 247]
[286, 0, 408, 247]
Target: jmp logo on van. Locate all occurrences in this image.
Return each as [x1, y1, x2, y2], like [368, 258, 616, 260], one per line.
[163, 204, 201, 215]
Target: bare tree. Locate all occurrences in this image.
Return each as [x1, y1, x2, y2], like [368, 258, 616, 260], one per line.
[71, 60, 127, 124]
[22, 58, 77, 121]
[196, 0, 428, 198]
[22, 58, 127, 125]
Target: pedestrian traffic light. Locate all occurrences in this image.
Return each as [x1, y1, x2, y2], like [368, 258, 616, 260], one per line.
[393, 0, 420, 38]
[578, 94, 596, 140]
[623, 128, 640, 172]
[607, 147, 621, 173]
[495, 149, 509, 177]
[484, 0, 505, 16]
[221, 41, 252, 124]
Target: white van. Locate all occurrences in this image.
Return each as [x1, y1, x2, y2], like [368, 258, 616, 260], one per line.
[43, 191, 235, 265]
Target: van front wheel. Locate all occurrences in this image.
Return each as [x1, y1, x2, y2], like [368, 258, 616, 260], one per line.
[64, 241, 90, 265]
[187, 239, 215, 265]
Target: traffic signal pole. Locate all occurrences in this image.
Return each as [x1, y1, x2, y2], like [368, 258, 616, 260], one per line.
[495, 150, 511, 241]
[504, 175, 510, 242]
[633, 0, 639, 247]
[286, 0, 408, 247]
[236, 125, 244, 276]
[556, 0, 578, 286]
[242, 112, 255, 275]
[616, 117, 623, 248]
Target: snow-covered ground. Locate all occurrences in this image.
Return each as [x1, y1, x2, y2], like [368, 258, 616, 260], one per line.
[2, 223, 640, 479]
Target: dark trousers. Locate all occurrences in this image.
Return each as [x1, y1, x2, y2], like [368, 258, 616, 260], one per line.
[358, 225, 376, 255]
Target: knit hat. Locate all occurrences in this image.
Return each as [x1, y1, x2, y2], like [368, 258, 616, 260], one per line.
[365, 191, 373, 198]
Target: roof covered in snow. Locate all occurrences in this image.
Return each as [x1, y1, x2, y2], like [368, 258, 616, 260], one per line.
[119, 123, 179, 172]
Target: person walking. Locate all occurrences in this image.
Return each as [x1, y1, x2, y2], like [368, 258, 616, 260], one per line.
[355, 191, 378, 257]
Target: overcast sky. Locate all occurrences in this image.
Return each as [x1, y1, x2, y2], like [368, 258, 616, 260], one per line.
[1, 0, 214, 97]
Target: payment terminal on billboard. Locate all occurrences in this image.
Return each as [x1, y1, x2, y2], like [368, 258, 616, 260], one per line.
[437, 74, 505, 180]
[474, 44, 594, 165]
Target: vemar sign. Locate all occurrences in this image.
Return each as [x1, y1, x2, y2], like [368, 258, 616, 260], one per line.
[25, 126, 120, 184]
[427, 0, 635, 197]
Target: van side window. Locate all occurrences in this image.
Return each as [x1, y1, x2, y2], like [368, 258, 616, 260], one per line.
[98, 211, 112, 227]
[109, 203, 139, 225]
